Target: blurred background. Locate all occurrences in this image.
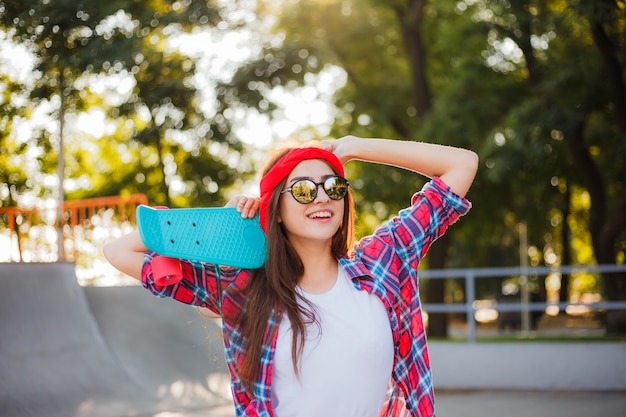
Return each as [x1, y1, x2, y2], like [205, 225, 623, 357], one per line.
[0, 0, 626, 417]
[0, 1, 625, 415]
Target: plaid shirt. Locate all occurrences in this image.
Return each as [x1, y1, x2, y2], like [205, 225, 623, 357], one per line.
[141, 176, 471, 417]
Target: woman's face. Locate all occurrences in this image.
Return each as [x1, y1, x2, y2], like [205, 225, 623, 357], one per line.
[277, 159, 345, 246]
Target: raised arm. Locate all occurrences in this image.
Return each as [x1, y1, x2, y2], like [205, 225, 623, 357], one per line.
[322, 136, 478, 198]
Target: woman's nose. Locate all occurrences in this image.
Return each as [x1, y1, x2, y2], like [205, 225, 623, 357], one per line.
[315, 183, 331, 203]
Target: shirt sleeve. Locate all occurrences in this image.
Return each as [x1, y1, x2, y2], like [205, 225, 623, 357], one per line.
[370, 176, 472, 266]
[140, 251, 240, 315]
[410, 176, 471, 225]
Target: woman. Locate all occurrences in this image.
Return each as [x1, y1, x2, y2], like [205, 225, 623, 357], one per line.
[103, 135, 478, 417]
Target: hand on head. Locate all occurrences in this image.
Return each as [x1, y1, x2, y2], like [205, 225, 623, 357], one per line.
[320, 135, 358, 165]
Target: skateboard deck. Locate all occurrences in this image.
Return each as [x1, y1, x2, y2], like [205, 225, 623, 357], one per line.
[136, 205, 267, 269]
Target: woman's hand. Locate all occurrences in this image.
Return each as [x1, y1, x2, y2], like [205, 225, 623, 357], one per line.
[321, 135, 360, 165]
[226, 195, 260, 219]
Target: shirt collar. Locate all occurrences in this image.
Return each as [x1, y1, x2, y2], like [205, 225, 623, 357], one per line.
[338, 256, 371, 279]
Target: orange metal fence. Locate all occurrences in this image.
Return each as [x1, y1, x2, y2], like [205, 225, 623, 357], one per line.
[0, 194, 148, 262]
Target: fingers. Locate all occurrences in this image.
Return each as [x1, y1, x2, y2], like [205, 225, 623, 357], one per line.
[321, 137, 353, 165]
[320, 139, 336, 152]
[234, 195, 260, 219]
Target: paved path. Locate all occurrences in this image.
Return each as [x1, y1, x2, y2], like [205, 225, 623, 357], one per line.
[435, 390, 626, 417]
[88, 391, 626, 417]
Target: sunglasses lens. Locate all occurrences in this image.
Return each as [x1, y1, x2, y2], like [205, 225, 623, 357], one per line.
[290, 180, 317, 203]
[284, 176, 349, 204]
[324, 176, 348, 200]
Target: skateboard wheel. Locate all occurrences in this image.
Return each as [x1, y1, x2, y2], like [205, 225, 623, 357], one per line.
[151, 256, 182, 286]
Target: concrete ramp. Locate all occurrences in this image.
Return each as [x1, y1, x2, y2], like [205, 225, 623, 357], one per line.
[3, 263, 624, 417]
[83, 285, 232, 408]
[0, 263, 233, 417]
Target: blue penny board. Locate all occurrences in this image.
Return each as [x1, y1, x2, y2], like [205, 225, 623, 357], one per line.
[136, 205, 267, 269]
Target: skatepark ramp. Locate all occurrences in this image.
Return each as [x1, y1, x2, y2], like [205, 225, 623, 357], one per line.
[2, 263, 625, 417]
[0, 263, 233, 417]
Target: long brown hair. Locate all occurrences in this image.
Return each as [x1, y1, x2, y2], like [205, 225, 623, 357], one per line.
[237, 145, 355, 392]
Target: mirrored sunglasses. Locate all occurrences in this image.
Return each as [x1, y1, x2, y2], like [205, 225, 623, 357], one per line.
[280, 175, 349, 204]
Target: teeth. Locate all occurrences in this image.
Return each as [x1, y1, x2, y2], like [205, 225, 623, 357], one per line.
[309, 211, 331, 219]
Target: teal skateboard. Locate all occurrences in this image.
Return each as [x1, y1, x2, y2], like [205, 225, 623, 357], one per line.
[137, 206, 267, 284]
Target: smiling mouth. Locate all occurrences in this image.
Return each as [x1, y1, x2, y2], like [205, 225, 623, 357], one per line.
[308, 211, 332, 219]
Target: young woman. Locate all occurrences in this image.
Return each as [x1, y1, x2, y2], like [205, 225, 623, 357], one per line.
[103, 135, 478, 417]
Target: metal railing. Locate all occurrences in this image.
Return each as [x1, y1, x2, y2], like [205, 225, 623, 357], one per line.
[0, 194, 148, 262]
[421, 264, 626, 342]
[3, 196, 625, 334]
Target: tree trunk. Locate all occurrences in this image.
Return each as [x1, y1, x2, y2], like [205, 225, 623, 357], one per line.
[57, 76, 66, 262]
[424, 233, 450, 337]
[559, 187, 571, 305]
[585, 3, 626, 333]
[392, 0, 431, 118]
[589, 21, 626, 132]
[563, 119, 626, 333]
[154, 134, 171, 207]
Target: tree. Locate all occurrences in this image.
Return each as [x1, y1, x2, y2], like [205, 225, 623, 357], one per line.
[228, 0, 476, 336]
[574, 1, 626, 328]
[0, 68, 35, 257]
[474, 0, 626, 330]
[225, 0, 625, 335]
[0, 71, 32, 208]
[0, 0, 250, 259]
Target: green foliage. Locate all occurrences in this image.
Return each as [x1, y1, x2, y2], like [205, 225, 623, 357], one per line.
[0, 0, 247, 210]
[237, 0, 626, 298]
[1, 0, 624, 302]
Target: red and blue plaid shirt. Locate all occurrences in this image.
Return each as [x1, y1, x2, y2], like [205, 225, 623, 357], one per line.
[141, 176, 471, 417]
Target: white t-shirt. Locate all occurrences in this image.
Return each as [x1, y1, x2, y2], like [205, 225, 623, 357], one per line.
[271, 265, 394, 417]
